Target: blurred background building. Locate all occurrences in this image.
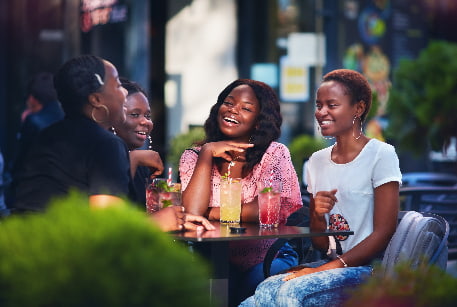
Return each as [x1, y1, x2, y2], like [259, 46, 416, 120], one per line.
[1, 0, 456, 176]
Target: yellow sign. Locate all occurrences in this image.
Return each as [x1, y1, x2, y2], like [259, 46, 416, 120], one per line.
[280, 56, 309, 102]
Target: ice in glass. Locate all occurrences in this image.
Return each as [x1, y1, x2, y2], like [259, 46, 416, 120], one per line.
[220, 177, 242, 224]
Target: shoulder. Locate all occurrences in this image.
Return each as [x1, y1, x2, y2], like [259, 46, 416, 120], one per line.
[309, 144, 332, 161]
[180, 146, 202, 165]
[181, 146, 201, 157]
[266, 142, 289, 154]
[366, 139, 398, 158]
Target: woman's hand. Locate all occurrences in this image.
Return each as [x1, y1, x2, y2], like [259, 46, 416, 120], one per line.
[183, 213, 216, 231]
[149, 206, 185, 232]
[283, 266, 322, 281]
[149, 206, 215, 232]
[312, 189, 338, 217]
[129, 150, 164, 178]
[202, 141, 253, 162]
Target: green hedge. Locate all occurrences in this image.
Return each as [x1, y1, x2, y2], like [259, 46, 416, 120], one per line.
[344, 261, 457, 307]
[167, 127, 205, 174]
[288, 134, 327, 183]
[0, 192, 211, 307]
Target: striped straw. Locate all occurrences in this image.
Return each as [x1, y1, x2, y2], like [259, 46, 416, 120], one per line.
[167, 167, 172, 186]
[227, 161, 235, 178]
[269, 168, 274, 187]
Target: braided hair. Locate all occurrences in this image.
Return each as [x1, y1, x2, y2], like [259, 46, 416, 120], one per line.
[53, 55, 105, 117]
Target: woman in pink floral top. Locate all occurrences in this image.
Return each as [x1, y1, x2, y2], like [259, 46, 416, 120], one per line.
[179, 79, 302, 305]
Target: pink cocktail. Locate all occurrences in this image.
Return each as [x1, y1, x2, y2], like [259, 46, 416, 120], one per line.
[258, 190, 281, 227]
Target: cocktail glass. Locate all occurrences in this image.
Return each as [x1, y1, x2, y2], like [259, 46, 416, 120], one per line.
[146, 178, 181, 213]
[220, 177, 242, 224]
[258, 180, 281, 228]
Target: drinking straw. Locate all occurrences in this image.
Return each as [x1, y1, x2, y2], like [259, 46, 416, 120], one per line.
[227, 161, 235, 178]
[269, 168, 274, 187]
[167, 167, 172, 186]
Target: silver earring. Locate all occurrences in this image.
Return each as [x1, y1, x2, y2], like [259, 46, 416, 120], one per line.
[110, 127, 117, 135]
[352, 116, 363, 140]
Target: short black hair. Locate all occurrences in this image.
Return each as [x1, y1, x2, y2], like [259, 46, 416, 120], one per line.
[322, 69, 372, 122]
[119, 77, 148, 98]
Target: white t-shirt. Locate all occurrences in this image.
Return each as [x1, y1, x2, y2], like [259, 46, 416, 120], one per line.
[306, 139, 402, 253]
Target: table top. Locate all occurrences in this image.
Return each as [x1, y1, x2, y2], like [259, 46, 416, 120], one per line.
[172, 221, 354, 242]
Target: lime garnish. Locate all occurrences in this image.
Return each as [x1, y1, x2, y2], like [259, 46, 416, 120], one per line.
[156, 180, 173, 192]
[261, 187, 273, 193]
[161, 199, 173, 208]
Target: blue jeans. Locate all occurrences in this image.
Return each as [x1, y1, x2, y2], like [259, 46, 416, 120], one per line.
[239, 260, 372, 307]
[230, 242, 298, 306]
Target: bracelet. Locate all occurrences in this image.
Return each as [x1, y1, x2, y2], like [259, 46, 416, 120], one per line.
[336, 255, 348, 267]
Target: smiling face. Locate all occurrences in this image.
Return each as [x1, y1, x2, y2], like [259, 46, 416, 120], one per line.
[115, 91, 153, 150]
[217, 84, 260, 142]
[98, 61, 128, 128]
[315, 80, 361, 138]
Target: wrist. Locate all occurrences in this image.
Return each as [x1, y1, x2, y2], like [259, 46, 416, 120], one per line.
[336, 255, 348, 267]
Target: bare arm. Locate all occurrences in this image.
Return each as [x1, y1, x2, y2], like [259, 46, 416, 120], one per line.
[309, 189, 338, 251]
[284, 181, 399, 281]
[182, 141, 253, 217]
[332, 181, 399, 266]
[89, 194, 127, 208]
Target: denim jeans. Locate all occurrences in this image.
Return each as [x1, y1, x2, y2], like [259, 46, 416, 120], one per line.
[239, 260, 372, 307]
[230, 242, 298, 307]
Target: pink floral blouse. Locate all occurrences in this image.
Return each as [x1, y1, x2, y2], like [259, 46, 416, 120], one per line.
[179, 142, 303, 271]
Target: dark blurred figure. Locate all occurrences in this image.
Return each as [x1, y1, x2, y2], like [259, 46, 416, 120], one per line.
[15, 72, 65, 164]
[0, 150, 8, 216]
[6, 72, 65, 207]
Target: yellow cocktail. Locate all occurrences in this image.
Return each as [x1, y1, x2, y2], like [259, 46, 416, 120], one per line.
[220, 177, 242, 223]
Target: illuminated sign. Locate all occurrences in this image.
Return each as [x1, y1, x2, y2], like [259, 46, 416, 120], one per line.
[80, 0, 127, 32]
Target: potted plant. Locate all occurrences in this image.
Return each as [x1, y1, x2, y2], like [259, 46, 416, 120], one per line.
[0, 192, 212, 307]
[344, 261, 457, 307]
[167, 126, 205, 174]
[386, 40, 457, 157]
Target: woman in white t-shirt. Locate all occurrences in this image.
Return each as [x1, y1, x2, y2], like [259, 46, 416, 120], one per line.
[240, 69, 402, 307]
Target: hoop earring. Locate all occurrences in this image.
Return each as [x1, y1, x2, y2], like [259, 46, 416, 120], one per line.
[91, 105, 110, 123]
[352, 116, 363, 140]
[317, 122, 335, 140]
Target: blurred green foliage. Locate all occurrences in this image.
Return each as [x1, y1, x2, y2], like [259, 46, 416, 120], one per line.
[344, 261, 457, 307]
[288, 134, 327, 183]
[0, 192, 211, 307]
[386, 40, 457, 155]
[167, 127, 205, 173]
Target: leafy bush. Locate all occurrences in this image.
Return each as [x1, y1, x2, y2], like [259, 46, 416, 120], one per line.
[386, 40, 457, 155]
[167, 127, 205, 173]
[344, 261, 457, 307]
[0, 192, 211, 307]
[288, 134, 327, 183]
